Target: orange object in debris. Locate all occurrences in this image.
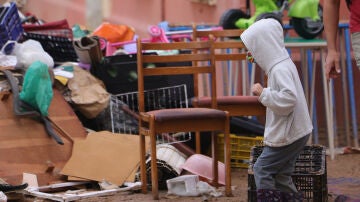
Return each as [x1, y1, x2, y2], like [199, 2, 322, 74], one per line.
[92, 22, 135, 43]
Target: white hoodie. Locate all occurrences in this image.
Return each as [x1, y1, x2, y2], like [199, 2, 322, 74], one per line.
[240, 19, 313, 147]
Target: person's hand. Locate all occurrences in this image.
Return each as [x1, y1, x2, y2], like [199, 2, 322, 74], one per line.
[252, 83, 263, 96]
[325, 50, 341, 80]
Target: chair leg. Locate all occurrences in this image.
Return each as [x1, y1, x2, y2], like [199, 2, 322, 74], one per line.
[212, 132, 219, 187]
[224, 114, 232, 196]
[150, 132, 159, 200]
[195, 131, 201, 154]
[224, 130, 232, 196]
[139, 134, 147, 194]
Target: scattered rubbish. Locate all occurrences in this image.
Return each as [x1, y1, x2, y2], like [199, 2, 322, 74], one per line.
[0, 178, 28, 194]
[0, 192, 6, 202]
[167, 175, 199, 197]
[166, 175, 222, 198]
[155, 144, 188, 176]
[22, 173, 38, 188]
[143, 144, 188, 190]
[24, 181, 141, 202]
[99, 180, 119, 190]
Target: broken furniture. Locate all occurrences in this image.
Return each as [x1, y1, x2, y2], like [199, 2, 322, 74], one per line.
[0, 85, 87, 185]
[1, 69, 65, 145]
[136, 38, 231, 199]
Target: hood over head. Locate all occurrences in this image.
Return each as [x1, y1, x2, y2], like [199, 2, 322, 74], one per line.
[240, 18, 289, 74]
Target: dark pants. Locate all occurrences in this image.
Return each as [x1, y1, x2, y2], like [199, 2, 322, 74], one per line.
[254, 134, 310, 193]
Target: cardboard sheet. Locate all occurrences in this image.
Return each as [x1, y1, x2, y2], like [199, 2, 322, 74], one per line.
[61, 131, 149, 185]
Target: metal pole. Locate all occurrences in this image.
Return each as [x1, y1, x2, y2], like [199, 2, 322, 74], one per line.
[339, 27, 351, 146]
[321, 50, 335, 160]
[344, 26, 359, 148]
[86, 0, 103, 31]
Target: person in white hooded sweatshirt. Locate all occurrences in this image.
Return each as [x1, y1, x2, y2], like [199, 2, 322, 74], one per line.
[240, 18, 313, 201]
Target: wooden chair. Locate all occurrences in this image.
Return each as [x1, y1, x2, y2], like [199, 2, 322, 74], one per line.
[136, 38, 231, 199]
[192, 27, 266, 153]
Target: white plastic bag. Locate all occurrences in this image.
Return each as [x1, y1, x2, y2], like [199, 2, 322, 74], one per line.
[3, 40, 54, 69]
[0, 53, 17, 68]
[0, 191, 6, 202]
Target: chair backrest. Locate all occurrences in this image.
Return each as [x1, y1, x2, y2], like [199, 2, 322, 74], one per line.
[136, 38, 217, 113]
[192, 28, 244, 42]
[192, 27, 248, 66]
[192, 27, 250, 96]
[208, 33, 247, 62]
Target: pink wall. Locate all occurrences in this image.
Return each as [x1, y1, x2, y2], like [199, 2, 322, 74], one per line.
[24, 0, 246, 37]
[24, 0, 350, 38]
[20, 0, 332, 37]
[25, 0, 86, 25]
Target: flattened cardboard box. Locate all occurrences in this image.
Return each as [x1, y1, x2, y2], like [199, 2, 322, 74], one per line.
[61, 131, 149, 185]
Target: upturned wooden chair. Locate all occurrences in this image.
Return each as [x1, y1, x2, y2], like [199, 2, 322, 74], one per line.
[136, 38, 231, 199]
[191, 27, 266, 153]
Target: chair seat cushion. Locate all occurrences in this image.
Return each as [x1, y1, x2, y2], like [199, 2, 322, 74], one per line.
[146, 108, 227, 122]
[193, 96, 260, 106]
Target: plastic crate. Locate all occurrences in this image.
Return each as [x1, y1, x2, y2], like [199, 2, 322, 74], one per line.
[247, 145, 327, 202]
[22, 32, 78, 63]
[0, 2, 23, 50]
[217, 134, 263, 168]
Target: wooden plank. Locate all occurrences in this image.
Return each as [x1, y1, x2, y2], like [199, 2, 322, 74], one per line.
[0, 89, 87, 185]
